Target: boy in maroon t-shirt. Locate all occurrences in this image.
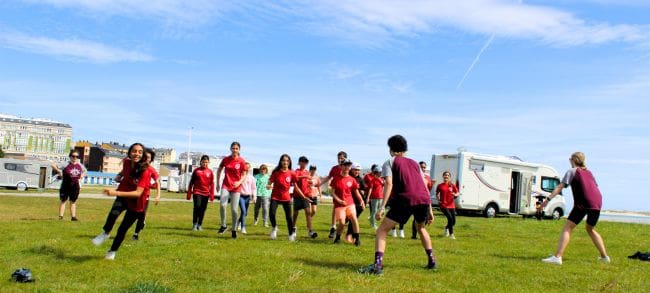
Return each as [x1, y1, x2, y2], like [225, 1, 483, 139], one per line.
[359, 135, 437, 275]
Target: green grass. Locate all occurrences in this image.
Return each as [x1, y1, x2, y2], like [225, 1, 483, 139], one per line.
[0, 195, 648, 292]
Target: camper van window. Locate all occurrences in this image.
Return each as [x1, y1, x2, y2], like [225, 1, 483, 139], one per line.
[5, 163, 17, 171]
[541, 176, 560, 193]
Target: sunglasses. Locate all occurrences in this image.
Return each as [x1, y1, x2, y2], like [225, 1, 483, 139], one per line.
[70, 155, 79, 158]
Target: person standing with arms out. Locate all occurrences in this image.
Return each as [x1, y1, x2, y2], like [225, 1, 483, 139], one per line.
[267, 154, 297, 241]
[366, 165, 384, 229]
[132, 148, 161, 240]
[187, 155, 215, 231]
[101, 147, 154, 260]
[52, 150, 86, 221]
[308, 165, 322, 233]
[436, 171, 459, 240]
[359, 135, 437, 275]
[331, 159, 364, 246]
[237, 162, 256, 234]
[541, 152, 610, 265]
[216, 141, 248, 239]
[292, 156, 317, 239]
[254, 164, 271, 227]
[92, 143, 144, 246]
[321, 151, 348, 238]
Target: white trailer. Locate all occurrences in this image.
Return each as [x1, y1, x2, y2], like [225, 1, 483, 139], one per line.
[430, 152, 566, 219]
[0, 158, 62, 191]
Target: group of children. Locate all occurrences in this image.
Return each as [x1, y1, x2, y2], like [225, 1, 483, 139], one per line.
[53, 134, 609, 273]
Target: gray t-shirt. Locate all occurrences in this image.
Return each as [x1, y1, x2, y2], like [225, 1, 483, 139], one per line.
[562, 167, 598, 187]
[381, 157, 424, 178]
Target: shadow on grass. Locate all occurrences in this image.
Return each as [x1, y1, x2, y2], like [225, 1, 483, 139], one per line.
[296, 257, 363, 271]
[26, 245, 97, 262]
[490, 253, 540, 261]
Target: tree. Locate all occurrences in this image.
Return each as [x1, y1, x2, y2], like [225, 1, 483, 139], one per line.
[0, 148, 4, 158]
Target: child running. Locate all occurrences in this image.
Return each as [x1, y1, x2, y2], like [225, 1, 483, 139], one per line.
[436, 171, 459, 239]
[92, 143, 144, 246]
[187, 155, 215, 231]
[237, 162, 256, 234]
[254, 164, 271, 227]
[366, 165, 384, 229]
[359, 135, 437, 275]
[321, 151, 348, 238]
[100, 143, 154, 260]
[292, 156, 317, 239]
[331, 159, 364, 246]
[308, 165, 322, 233]
[216, 141, 248, 239]
[266, 154, 296, 241]
[131, 148, 161, 240]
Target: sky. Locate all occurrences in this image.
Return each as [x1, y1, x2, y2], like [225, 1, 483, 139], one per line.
[1, 0, 649, 212]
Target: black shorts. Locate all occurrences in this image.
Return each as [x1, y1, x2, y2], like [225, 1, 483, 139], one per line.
[310, 197, 318, 206]
[293, 198, 310, 211]
[567, 208, 600, 226]
[385, 201, 430, 225]
[59, 185, 80, 202]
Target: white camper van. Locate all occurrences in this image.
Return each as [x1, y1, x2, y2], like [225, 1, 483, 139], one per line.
[0, 158, 62, 191]
[430, 152, 565, 219]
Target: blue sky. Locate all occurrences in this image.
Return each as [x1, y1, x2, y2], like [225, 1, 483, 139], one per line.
[1, 0, 649, 211]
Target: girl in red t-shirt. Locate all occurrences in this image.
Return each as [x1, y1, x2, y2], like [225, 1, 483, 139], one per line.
[435, 171, 459, 239]
[187, 155, 215, 231]
[266, 154, 296, 241]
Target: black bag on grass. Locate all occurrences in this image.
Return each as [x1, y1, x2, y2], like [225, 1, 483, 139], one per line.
[628, 251, 650, 261]
[11, 268, 34, 283]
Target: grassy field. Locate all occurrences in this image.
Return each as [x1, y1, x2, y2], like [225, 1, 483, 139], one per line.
[0, 193, 648, 292]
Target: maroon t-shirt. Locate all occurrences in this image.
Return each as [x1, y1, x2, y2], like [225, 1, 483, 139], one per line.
[390, 156, 431, 206]
[62, 163, 84, 188]
[567, 168, 603, 210]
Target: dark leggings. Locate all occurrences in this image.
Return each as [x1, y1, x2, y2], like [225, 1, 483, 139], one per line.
[270, 200, 293, 235]
[110, 209, 143, 251]
[441, 208, 456, 234]
[192, 194, 210, 226]
[134, 201, 149, 234]
[103, 197, 128, 233]
[397, 217, 418, 238]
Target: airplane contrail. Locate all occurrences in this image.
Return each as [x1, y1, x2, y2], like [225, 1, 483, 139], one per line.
[456, 34, 495, 89]
[456, 0, 522, 89]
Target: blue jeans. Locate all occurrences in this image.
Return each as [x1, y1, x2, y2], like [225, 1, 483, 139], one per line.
[238, 195, 251, 229]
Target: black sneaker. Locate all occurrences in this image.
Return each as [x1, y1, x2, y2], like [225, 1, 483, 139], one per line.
[358, 264, 383, 275]
[328, 227, 336, 238]
[131, 234, 139, 241]
[411, 236, 417, 240]
[218, 226, 227, 234]
[333, 235, 341, 244]
[426, 261, 438, 271]
[71, 217, 78, 221]
[232, 231, 237, 239]
[310, 232, 318, 239]
[58, 216, 63, 220]
[354, 238, 361, 247]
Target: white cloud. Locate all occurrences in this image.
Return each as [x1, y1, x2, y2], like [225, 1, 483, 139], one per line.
[0, 30, 153, 63]
[281, 0, 650, 47]
[26, 0, 235, 27]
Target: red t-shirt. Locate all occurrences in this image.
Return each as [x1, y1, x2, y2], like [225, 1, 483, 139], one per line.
[368, 176, 384, 199]
[328, 165, 342, 181]
[331, 175, 359, 208]
[188, 167, 215, 200]
[293, 168, 311, 197]
[149, 166, 159, 189]
[117, 158, 137, 192]
[270, 169, 294, 202]
[127, 167, 154, 212]
[219, 155, 247, 192]
[423, 174, 434, 191]
[436, 182, 459, 209]
[363, 173, 373, 189]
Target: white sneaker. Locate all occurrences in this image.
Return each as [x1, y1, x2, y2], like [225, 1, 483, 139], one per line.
[92, 232, 110, 246]
[288, 232, 296, 242]
[241, 227, 247, 234]
[270, 227, 277, 240]
[254, 219, 259, 226]
[598, 256, 611, 263]
[264, 222, 269, 228]
[197, 225, 203, 231]
[192, 224, 198, 231]
[399, 229, 405, 239]
[391, 229, 397, 237]
[237, 223, 241, 231]
[444, 228, 450, 237]
[449, 234, 456, 240]
[104, 250, 116, 260]
[542, 255, 562, 265]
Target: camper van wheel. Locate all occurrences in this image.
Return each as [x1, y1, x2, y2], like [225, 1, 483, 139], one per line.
[552, 208, 563, 220]
[484, 203, 498, 218]
[16, 182, 28, 191]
